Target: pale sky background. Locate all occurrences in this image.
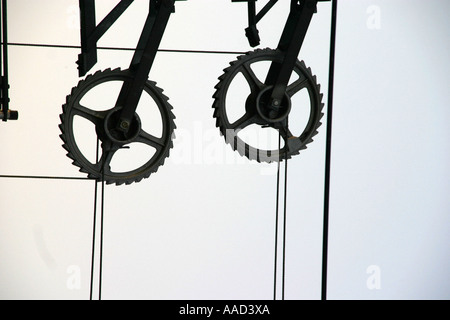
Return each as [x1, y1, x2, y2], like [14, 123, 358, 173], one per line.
[0, 0, 449, 299]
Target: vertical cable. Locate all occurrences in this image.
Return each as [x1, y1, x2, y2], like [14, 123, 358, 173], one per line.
[0, 0, 2, 72]
[89, 139, 100, 300]
[98, 156, 106, 300]
[98, 173, 105, 299]
[1, 0, 7, 84]
[273, 134, 281, 300]
[281, 117, 288, 300]
[1, 0, 9, 119]
[321, 0, 338, 301]
[274, 118, 290, 300]
[90, 139, 106, 300]
[89, 180, 97, 300]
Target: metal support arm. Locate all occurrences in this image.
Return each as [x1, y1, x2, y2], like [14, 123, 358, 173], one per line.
[77, 0, 186, 133]
[115, 0, 175, 131]
[232, 0, 279, 47]
[77, 0, 134, 77]
[232, 0, 330, 120]
[265, 0, 319, 104]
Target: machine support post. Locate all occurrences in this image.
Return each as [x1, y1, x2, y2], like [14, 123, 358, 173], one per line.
[265, 0, 318, 105]
[115, 0, 175, 131]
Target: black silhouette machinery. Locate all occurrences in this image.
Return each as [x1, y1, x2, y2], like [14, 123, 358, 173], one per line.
[59, 0, 330, 185]
[0, 0, 18, 122]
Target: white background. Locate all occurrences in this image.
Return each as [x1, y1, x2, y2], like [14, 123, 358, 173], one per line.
[0, 0, 449, 300]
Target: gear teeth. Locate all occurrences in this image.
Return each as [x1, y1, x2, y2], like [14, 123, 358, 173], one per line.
[212, 91, 221, 100]
[212, 108, 220, 121]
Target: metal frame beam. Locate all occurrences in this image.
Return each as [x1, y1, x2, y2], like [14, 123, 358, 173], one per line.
[78, 0, 134, 77]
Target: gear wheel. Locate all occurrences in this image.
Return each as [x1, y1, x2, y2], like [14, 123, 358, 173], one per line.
[213, 48, 324, 162]
[59, 68, 176, 185]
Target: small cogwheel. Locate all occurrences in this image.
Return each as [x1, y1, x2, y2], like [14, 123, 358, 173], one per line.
[213, 48, 324, 162]
[59, 68, 176, 185]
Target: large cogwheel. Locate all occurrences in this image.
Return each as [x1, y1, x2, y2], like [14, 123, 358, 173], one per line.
[59, 68, 176, 185]
[213, 48, 324, 162]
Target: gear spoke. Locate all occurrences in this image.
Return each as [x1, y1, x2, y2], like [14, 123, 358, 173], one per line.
[241, 62, 264, 93]
[230, 112, 258, 131]
[97, 146, 116, 175]
[135, 130, 165, 150]
[287, 75, 308, 97]
[72, 101, 107, 126]
[278, 125, 295, 140]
